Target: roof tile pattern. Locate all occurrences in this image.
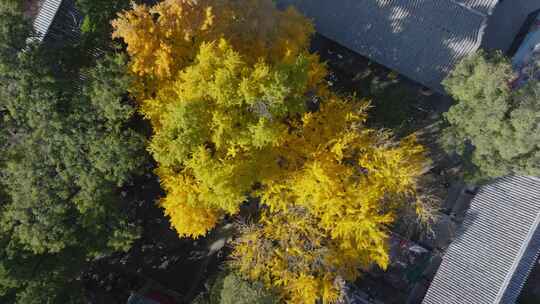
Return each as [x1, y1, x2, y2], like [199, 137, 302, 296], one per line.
[276, 0, 496, 92]
[32, 0, 63, 42]
[454, 0, 499, 15]
[423, 176, 540, 304]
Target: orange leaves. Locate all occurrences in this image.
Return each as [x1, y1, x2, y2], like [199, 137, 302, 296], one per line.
[112, 0, 219, 82]
[112, 0, 318, 95]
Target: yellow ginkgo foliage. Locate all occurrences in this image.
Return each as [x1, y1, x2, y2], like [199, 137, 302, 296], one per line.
[112, 0, 321, 96]
[144, 40, 324, 237]
[232, 208, 344, 304]
[112, 0, 326, 238]
[232, 99, 428, 303]
[114, 0, 431, 302]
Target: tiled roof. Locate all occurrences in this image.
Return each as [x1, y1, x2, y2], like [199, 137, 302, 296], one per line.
[276, 0, 500, 92]
[482, 1, 540, 52]
[32, 0, 63, 42]
[454, 0, 499, 15]
[423, 176, 540, 304]
[30, 0, 98, 88]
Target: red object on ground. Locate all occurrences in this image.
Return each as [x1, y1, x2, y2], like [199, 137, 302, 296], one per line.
[144, 291, 178, 304]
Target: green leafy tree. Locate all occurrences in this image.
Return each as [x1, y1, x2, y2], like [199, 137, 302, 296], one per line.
[0, 5, 150, 302]
[0, 1, 30, 70]
[0, 37, 146, 301]
[0, 236, 88, 303]
[219, 273, 277, 304]
[442, 51, 540, 181]
[76, 0, 130, 38]
[193, 272, 277, 304]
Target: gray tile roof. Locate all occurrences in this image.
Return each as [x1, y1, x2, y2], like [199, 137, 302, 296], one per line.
[454, 0, 499, 15]
[276, 0, 500, 92]
[31, 0, 84, 46]
[482, 1, 540, 52]
[423, 176, 540, 304]
[32, 0, 63, 42]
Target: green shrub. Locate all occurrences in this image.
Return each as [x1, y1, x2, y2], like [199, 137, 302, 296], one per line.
[193, 272, 277, 304]
[219, 273, 277, 304]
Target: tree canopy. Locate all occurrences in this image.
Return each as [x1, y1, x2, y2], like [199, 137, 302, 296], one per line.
[113, 0, 327, 239]
[442, 51, 540, 181]
[76, 0, 131, 49]
[113, 1, 430, 303]
[0, 51, 145, 302]
[111, 0, 320, 98]
[0, 5, 147, 300]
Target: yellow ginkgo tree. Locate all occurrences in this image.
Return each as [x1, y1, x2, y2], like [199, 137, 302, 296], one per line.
[113, 0, 431, 303]
[113, 0, 326, 239]
[112, 0, 319, 97]
[232, 99, 427, 303]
